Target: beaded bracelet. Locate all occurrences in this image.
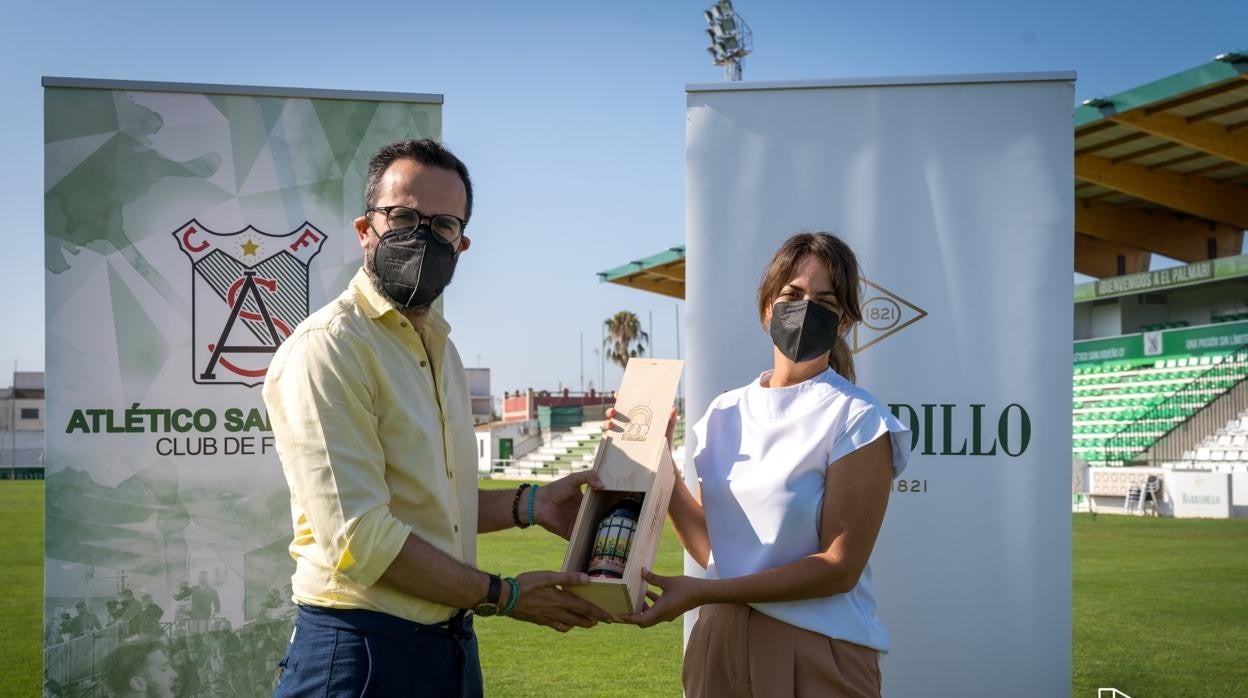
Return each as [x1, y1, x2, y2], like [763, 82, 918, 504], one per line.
[526, 484, 539, 528]
[511, 484, 531, 528]
[499, 576, 521, 616]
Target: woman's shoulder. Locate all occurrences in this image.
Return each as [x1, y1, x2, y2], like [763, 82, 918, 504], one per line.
[694, 376, 756, 414]
[689, 380, 753, 434]
[822, 370, 888, 412]
[710, 381, 752, 407]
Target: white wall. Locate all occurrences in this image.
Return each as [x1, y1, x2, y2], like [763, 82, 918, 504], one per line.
[1090, 299, 1122, 337]
[1087, 466, 1170, 516]
[465, 368, 492, 423]
[15, 398, 44, 430]
[0, 396, 44, 431]
[476, 420, 539, 474]
[1233, 471, 1248, 518]
[1074, 303, 1092, 340]
[1167, 470, 1232, 518]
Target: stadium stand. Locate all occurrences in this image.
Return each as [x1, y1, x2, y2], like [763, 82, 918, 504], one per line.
[505, 421, 605, 479]
[501, 417, 687, 481]
[1074, 347, 1248, 466]
[1169, 410, 1248, 472]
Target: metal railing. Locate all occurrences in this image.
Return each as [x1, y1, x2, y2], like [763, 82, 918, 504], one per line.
[44, 622, 126, 686]
[1101, 345, 1248, 466]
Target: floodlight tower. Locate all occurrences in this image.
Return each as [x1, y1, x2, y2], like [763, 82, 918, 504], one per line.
[704, 0, 752, 81]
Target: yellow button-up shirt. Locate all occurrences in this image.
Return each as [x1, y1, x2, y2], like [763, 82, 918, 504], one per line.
[263, 268, 479, 624]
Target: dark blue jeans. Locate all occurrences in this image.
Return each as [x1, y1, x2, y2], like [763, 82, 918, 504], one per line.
[274, 605, 482, 697]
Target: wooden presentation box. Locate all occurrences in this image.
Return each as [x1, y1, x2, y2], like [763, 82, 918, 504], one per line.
[561, 357, 683, 616]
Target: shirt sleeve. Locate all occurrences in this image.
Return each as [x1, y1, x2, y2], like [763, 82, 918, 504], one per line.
[263, 328, 413, 588]
[827, 402, 912, 478]
[686, 409, 707, 480]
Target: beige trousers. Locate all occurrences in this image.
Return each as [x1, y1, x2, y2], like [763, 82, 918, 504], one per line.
[683, 604, 882, 698]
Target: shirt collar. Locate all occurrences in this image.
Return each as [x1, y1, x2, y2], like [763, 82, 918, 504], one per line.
[349, 267, 452, 335]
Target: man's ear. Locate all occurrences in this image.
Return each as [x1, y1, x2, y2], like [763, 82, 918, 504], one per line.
[458, 235, 471, 253]
[353, 216, 370, 248]
[130, 676, 147, 692]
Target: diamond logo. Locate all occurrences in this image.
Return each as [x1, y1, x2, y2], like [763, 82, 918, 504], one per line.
[851, 278, 927, 353]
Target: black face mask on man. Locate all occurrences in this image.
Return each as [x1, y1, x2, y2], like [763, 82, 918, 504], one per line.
[367, 224, 459, 310]
[769, 299, 842, 364]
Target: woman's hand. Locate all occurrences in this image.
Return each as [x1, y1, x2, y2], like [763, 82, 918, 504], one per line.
[601, 407, 622, 435]
[618, 569, 713, 628]
[604, 406, 678, 450]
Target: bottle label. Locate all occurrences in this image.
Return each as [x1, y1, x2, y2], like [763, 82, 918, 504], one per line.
[587, 513, 638, 578]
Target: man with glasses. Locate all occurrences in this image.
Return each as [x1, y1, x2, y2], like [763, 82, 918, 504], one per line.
[264, 139, 610, 697]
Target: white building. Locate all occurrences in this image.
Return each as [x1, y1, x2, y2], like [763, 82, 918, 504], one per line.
[464, 367, 493, 425]
[1, 371, 45, 431]
[1, 371, 45, 478]
[474, 420, 541, 475]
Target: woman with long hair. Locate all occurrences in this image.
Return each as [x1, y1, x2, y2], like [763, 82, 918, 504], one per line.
[621, 232, 911, 697]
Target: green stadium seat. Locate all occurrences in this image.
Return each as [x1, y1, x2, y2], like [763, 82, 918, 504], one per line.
[1070, 348, 1248, 466]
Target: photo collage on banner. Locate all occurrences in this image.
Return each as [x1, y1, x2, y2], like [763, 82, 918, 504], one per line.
[43, 78, 441, 697]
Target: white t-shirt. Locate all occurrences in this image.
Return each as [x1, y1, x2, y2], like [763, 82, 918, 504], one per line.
[689, 367, 911, 652]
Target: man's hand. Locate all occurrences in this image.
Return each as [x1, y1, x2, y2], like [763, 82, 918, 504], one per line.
[509, 571, 612, 632]
[534, 470, 603, 539]
[617, 569, 710, 628]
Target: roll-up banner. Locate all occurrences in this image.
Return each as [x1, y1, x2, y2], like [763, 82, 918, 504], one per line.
[685, 74, 1074, 696]
[43, 77, 441, 696]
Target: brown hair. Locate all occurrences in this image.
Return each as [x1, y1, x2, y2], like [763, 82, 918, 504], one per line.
[103, 640, 165, 694]
[756, 232, 862, 382]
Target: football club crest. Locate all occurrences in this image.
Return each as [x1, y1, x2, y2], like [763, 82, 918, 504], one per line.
[174, 220, 327, 387]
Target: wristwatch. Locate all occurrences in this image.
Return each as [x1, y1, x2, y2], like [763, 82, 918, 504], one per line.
[473, 573, 502, 617]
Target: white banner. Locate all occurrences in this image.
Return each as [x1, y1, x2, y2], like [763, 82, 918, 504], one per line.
[685, 74, 1074, 696]
[1168, 471, 1232, 518]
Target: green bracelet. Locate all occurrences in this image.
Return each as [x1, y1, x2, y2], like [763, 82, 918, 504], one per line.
[499, 576, 520, 616]
[527, 484, 539, 527]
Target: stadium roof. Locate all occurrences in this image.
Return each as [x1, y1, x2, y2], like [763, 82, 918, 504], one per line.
[1074, 52, 1248, 278]
[596, 246, 686, 299]
[601, 53, 1248, 296]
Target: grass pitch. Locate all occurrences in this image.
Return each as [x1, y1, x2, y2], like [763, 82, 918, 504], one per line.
[1072, 512, 1248, 697]
[0, 481, 43, 698]
[474, 479, 685, 696]
[5, 481, 1248, 696]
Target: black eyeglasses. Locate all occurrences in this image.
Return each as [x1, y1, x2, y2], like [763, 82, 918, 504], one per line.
[366, 205, 466, 245]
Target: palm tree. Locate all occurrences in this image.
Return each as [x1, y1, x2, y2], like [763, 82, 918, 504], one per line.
[603, 311, 649, 369]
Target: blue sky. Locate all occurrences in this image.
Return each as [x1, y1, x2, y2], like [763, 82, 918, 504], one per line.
[2, 1, 1245, 393]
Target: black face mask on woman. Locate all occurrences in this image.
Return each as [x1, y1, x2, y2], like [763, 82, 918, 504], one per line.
[769, 299, 841, 364]
[368, 224, 459, 310]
